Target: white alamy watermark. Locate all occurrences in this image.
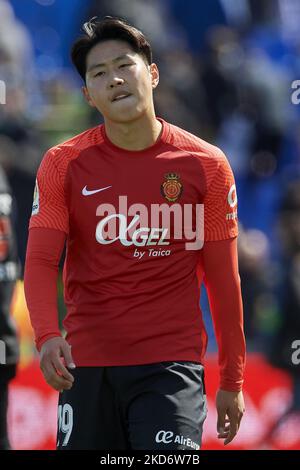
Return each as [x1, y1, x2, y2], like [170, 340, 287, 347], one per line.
[0, 80, 6, 105]
[95, 196, 204, 254]
[291, 339, 300, 365]
[0, 340, 6, 364]
[291, 80, 300, 104]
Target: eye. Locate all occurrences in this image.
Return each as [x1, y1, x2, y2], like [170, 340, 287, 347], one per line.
[119, 63, 131, 69]
[94, 71, 105, 77]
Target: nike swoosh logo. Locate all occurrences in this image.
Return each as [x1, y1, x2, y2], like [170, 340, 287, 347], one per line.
[82, 185, 112, 196]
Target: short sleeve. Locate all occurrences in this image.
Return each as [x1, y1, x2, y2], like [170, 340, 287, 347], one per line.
[29, 149, 69, 233]
[204, 151, 238, 241]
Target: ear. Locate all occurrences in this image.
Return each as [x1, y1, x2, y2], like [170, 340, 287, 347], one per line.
[150, 63, 159, 89]
[82, 86, 96, 108]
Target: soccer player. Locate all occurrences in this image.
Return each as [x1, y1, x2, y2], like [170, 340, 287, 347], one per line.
[0, 165, 19, 450]
[24, 17, 246, 450]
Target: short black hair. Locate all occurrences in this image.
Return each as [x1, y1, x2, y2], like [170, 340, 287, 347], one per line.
[71, 16, 153, 82]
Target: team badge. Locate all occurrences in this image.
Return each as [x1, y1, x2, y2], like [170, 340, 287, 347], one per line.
[161, 173, 183, 202]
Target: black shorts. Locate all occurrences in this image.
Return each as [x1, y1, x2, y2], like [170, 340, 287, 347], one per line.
[57, 361, 207, 450]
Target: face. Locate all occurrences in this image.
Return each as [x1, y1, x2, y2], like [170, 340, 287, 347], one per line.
[83, 40, 159, 123]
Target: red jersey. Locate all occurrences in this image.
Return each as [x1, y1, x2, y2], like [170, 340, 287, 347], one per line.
[29, 118, 238, 367]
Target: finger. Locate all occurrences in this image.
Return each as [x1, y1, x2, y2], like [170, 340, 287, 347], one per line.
[218, 433, 230, 439]
[217, 423, 230, 438]
[48, 371, 73, 391]
[217, 407, 227, 434]
[218, 421, 230, 431]
[49, 372, 73, 392]
[220, 419, 230, 429]
[52, 354, 75, 382]
[218, 425, 230, 433]
[218, 432, 230, 438]
[224, 413, 239, 445]
[61, 343, 76, 370]
[238, 410, 244, 428]
[41, 359, 73, 391]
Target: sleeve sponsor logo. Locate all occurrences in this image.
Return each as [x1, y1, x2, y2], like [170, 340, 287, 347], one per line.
[228, 184, 237, 208]
[32, 180, 40, 215]
[226, 184, 238, 221]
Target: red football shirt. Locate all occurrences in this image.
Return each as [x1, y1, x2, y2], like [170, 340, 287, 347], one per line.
[29, 118, 238, 367]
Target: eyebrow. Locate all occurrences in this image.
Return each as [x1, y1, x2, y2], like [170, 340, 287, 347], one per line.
[87, 54, 133, 73]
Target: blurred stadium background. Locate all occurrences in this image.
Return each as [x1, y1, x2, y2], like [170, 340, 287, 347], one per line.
[1, 0, 300, 450]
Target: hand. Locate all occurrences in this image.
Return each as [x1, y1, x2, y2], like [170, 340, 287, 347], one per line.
[40, 337, 76, 392]
[216, 389, 245, 445]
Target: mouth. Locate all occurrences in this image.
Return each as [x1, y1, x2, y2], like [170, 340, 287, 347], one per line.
[112, 93, 132, 102]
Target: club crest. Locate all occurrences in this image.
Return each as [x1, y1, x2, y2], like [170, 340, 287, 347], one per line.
[161, 173, 183, 202]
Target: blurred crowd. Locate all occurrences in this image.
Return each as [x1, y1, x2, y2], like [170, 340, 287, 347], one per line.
[0, 0, 299, 411]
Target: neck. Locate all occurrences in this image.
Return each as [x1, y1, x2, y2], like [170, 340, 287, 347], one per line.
[104, 112, 162, 151]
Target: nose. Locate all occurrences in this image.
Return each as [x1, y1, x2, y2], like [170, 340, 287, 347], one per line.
[109, 76, 124, 88]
